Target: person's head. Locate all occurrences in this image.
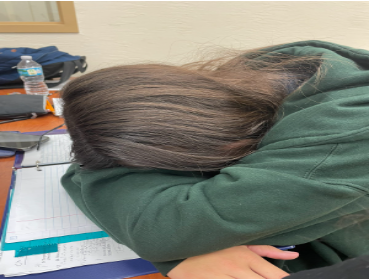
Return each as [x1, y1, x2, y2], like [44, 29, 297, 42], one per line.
[62, 49, 321, 171]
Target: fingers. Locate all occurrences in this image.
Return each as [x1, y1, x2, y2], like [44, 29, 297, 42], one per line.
[190, 274, 235, 279]
[208, 275, 235, 279]
[168, 246, 293, 279]
[230, 270, 265, 279]
[249, 252, 290, 279]
[169, 272, 236, 279]
[247, 245, 299, 260]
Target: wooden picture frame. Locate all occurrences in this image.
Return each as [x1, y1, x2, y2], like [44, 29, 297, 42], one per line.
[0, 1, 79, 33]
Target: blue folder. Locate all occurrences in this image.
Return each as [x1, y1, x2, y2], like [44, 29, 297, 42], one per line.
[0, 130, 159, 279]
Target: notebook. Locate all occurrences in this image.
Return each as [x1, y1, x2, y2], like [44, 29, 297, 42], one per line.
[14, 131, 72, 169]
[5, 164, 105, 243]
[10, 130, 106, 244]
[0, 129, 159, 278]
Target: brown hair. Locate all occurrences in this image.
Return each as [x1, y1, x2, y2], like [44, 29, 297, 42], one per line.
[61, 48, 322, 171]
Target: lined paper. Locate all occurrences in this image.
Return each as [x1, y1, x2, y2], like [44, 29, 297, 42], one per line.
[22, 134, 72, 166]
[5, 164, 102, 243]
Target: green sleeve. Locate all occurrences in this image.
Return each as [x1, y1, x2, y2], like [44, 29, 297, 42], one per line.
[61, 135, 368, 259]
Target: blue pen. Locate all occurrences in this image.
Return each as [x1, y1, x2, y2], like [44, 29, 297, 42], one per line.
[275, 245, 295, 251]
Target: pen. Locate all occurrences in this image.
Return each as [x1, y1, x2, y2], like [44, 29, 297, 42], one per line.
[275, 245, 295, 251]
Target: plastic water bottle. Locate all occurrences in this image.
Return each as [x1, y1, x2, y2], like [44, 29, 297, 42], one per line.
[17, 56, 49, 95]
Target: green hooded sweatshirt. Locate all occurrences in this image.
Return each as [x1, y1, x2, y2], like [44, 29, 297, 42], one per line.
[61, 41, 369, 276]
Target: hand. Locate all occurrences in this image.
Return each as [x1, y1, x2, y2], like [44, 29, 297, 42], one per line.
[167, 245, 299, 279]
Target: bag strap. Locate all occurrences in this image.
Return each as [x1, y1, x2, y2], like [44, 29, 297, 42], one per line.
[74, 56, 88, 73]
[45, 57, 87, 88]
[45, 61, 75, 88]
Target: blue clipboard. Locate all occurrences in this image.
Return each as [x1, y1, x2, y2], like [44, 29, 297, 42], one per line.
[0, 130, 159, 279]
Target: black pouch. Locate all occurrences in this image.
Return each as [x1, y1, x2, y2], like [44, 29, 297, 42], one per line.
[0, 95, 48, 120]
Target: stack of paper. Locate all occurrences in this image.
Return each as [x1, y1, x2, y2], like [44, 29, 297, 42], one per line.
[0, 132, 142, 277]
[0, 238, 139, 277]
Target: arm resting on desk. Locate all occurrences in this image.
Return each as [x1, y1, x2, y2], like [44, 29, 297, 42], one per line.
[61, 136, 368, 263]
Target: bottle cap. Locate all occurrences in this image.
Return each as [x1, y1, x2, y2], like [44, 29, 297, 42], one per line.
[21, 55, 32, 60]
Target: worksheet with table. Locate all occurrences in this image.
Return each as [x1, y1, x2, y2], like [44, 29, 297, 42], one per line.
[6, 164, 102, 243]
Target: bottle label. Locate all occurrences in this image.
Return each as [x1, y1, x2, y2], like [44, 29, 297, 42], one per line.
[18, 67, 43, 77]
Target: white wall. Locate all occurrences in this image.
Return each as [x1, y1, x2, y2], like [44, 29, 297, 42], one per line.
[0, 1, 368, 73]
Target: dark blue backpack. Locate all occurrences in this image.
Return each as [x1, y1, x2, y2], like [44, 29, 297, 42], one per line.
[0, 46, 87, 89]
